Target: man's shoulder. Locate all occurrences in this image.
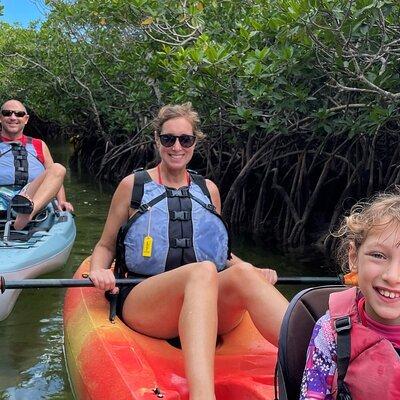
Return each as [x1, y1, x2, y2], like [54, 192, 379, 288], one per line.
[23, 134, 44, 143]
[24, 135, 46, 164]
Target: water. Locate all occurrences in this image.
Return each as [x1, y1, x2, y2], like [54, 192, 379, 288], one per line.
[0, 142, 327, 399]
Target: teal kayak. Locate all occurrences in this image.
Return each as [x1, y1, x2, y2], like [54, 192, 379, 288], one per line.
[0, 203, 76, 320]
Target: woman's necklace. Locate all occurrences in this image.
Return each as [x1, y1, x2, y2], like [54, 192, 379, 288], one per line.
[157, 164, 190, 187]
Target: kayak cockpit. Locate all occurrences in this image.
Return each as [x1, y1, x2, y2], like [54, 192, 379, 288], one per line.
[64, 257, 278, 400]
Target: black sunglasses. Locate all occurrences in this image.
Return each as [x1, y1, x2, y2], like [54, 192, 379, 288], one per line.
[1, 109, 27, 118]
[159, 134, 196, 148]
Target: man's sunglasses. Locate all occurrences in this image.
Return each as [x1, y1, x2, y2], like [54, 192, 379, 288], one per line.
[159, 134, 196, 148]
[1, 110, 27, 118]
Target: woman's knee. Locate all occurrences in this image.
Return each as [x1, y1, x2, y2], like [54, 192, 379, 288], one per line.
[225, 262, 264, 288]
[229, 261, 256, 278]
[186, 261, 218, 288]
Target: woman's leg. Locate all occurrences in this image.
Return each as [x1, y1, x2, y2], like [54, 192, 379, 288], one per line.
[216, 262, 288, 346]
[123, 261, 219, 400]
[14, 163, 66, 229]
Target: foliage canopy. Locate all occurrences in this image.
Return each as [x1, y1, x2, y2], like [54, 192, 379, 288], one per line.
[0, 0, 399, 252]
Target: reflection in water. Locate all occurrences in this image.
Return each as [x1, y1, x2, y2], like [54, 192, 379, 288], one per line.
[0, 141, 325, 398]
[0, 289, 68, 398]
[1, 314, 64, 399]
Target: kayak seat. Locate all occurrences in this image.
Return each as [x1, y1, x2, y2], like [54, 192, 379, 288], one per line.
[0, 209, 54, 242]
[276, 285, 347, 400]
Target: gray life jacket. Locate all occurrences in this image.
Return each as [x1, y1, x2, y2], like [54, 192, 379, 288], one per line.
[115, 170, 231, 277]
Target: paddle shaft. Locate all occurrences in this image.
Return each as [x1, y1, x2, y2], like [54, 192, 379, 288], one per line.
[0, 275, 343, 292]
[279, 276, 342, 284]
[0, 277, 143, 293]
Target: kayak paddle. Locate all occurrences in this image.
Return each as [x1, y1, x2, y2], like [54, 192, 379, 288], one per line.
[0, 273, 357, 292]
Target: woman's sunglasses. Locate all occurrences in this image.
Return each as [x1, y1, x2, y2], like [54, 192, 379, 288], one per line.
[1, 110, 27, 118]
[159, 134, 196, 148]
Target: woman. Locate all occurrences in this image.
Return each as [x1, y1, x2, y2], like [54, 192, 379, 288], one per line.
[90, 103, 288, 400]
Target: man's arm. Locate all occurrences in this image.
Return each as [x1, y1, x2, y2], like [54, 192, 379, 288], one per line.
[42, 141, 74, 212]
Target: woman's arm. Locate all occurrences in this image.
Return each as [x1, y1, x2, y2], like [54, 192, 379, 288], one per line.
[89, 175, 134, 291]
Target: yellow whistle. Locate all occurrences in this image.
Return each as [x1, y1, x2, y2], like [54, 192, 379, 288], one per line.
[142, 235, 153, 258]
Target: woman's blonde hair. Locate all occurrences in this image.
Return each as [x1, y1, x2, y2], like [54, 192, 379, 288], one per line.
[334, 188, 400, 272]
[152, 102, 205, 140]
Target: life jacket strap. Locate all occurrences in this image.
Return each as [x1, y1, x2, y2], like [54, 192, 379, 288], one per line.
[334, 316, 353, 400]
[130, 169, 151, 209]
[189, 192, 217, 213]
[140, 193, 167, 212]
[10, 143, 29, 187]
[188, 170, 212, 202]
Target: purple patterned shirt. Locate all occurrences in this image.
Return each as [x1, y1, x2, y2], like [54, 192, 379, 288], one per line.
[299, 311, 337, 400]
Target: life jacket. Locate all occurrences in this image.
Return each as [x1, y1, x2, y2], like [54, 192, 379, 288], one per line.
[329, 287, 400, 400]
[115, 170, 231, 277]
[0, 135, 45, 187]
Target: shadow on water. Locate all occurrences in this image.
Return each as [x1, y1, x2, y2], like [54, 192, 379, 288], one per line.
[0, 140, 334, 398]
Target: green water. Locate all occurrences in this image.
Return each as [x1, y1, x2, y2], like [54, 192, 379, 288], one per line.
[0, 142, 327, 399]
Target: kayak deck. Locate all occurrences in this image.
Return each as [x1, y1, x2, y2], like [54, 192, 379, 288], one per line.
[64, 258, 277, 399]
[0, 207, 76, 321]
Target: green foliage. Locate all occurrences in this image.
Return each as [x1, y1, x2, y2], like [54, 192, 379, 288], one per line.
[0, 0, 398, 141]
[0, 0, 399, 249]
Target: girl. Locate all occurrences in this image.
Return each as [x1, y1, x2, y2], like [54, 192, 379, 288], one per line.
[300, 191, 400, 400]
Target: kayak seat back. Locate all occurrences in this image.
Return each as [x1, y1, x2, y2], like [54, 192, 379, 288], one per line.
[276, 285, 347, 400]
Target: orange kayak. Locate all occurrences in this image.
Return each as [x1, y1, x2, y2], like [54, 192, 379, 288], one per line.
[64, 257, 278, 399]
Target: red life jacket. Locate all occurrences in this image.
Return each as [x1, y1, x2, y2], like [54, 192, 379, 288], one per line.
[0, 134, 45, 164]
[329, 287, 400, 400]
[0, 134, 45, 186]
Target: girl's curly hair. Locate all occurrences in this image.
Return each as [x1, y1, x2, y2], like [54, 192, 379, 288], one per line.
[334, 188, 400, 272]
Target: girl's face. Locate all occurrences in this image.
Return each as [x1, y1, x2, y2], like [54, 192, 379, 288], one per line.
[349, 220, 400, 325]
[156, 117, 196, 171]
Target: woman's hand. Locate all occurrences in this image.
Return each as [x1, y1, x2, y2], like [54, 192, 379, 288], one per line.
[89, 268, 119, 294]
[258, 268, 278, 285]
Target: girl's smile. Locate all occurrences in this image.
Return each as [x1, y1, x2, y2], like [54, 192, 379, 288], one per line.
[350, 221, 400, 325]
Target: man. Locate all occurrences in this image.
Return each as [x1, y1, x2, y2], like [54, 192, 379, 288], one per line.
[0, 99, 74, 230]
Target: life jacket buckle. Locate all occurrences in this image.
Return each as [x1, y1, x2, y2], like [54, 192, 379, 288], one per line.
[334, 316, 351, 333]
[167, 188, 189, 198]
[138, 203, 150, 213]
[170, 238, 192, 248]
[205, 204, 216, 212]
[170, 211, 191, 221]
